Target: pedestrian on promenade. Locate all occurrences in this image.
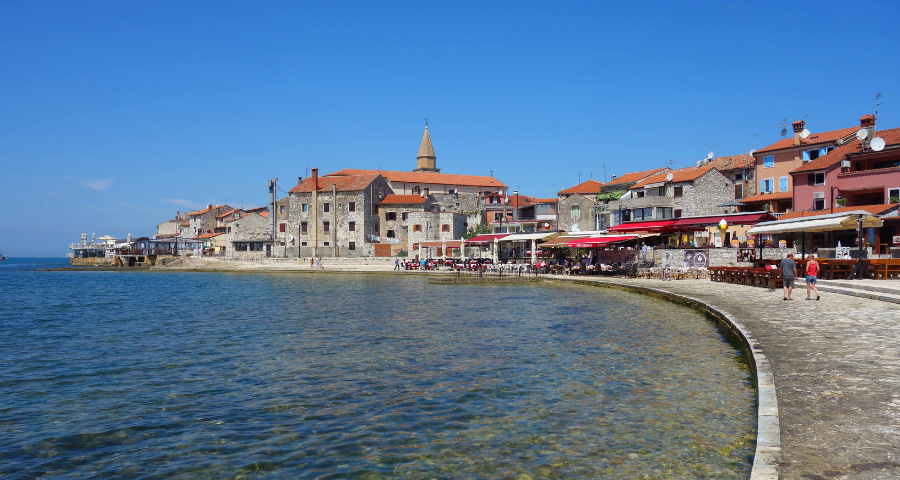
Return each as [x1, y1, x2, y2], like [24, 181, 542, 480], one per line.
[309, 257, 314, 268]
[641, 242, 648, 263]
[806, 257, 820, 300]
[781, 252, 797, 300]
[394, 258, 399, 270]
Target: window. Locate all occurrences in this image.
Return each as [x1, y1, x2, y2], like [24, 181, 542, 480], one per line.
[632, 207, 653, 221]
[323, 221, 330, 232]
[673, 186, 683, 197]
[448, 189, 456, 194]
[761, 178, 774, 193]
[735, 183, 743, 199]
[348, 221, 355, 231]
[888, 188, 900, 203]
[323, 203, 330, 213]
[636, 191, 645, 198]
[401, 212, 409, 221]
[279, 223, 286, 233]
[779, 177, 788, 192]
[301, 241, 307, 246]
[809, 172, 825, 186]
[349, 242, 356, 250]
[658, 186, 666, 196]
[764, 155, 774, 168]
[301, 222, 308, 233]
[413, 224, 422, 232]
[301, 203, 308, 213]
[441, 224, 450, 232]
[324, 241, 329, 246]
[571, 205, 581, 218]
[227, 227, 232, 233]
[733, 173, 743, 181]
[235, 242, 248, 251]
[813, 198, 825, 210]
[249, 242, 264, 251]
[674, 209, 682, 218]
[387, 229, 395, 238]
[657, 207, 673, 219]
[348, 202, 356, 212]
[279, 205, 285, 214]
[385, 212, 396, 221]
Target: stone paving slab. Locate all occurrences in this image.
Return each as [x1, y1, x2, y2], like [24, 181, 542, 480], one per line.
[545, 275, 900, 480]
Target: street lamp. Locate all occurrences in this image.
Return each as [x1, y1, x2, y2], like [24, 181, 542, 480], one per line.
[830, 186, 842, 250]
[830, 186, 842, 215]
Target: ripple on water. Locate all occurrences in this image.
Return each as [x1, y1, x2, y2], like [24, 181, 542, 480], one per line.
[0, 266, 755, 478]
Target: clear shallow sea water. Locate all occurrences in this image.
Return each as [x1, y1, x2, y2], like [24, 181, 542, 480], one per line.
[0, 258, 755, 479]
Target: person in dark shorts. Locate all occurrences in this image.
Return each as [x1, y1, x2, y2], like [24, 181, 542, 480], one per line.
[781, 252, 797, 300]
[806, 257, 820, 300]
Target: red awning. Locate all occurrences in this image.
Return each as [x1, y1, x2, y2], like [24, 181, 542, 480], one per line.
[671, 213, 776, 229]
[566, 235, 637, 247]
[607, 220, 677, 233]
[466, 234, 510, 244]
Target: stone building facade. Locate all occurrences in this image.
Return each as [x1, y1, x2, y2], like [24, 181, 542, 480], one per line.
[226, 212, 272, 259]
[557, 194, 600, 233]
[406, 211, 467, 259]
[183, 204, 233, 238]
[430, 192, 484, 231]
[611, 166, 735, 222]
[286, 169, 393, 258]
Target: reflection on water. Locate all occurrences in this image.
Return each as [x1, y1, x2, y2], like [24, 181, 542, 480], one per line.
[0, 260, 755, 478]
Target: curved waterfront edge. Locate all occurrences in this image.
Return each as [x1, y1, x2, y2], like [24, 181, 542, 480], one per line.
[542, 276, 780, 480]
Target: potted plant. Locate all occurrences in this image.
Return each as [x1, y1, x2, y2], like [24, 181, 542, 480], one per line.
[836, 198, 848, 207]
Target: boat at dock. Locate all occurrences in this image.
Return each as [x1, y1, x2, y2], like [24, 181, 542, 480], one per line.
[0, 252, 7, 260]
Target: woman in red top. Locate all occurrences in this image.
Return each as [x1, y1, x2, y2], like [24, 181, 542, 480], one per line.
[806, 258, 821, 300]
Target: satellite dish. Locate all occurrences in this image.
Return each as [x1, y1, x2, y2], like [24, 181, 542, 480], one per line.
[780, 128, 787, 137]
[800, 128, 810, 139]
[665, 173, 674, 182]
[836, 138, 843, 145]
[871, 137, 886, 152]
[856, 128, 868, 140]
[749, 149, 756, 155]
[707, 152, 714, 159]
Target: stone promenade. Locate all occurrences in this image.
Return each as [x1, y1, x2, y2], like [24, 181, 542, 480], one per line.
[545, 275, 900, 480]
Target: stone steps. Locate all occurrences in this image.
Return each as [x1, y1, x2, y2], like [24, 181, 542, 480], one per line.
[807, 279, 900, 304]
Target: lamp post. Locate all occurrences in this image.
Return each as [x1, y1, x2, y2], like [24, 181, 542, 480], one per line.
[830, 186, 842, 250]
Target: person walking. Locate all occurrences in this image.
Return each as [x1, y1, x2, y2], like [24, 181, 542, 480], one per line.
[394, 258, 400, 271]
[781, 252, 797, 300]
[641, 242, 648, 263]
[806, 257, 821, 300]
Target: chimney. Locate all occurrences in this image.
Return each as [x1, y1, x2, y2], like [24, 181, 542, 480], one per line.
[311, 168, 319, 190]
[792, 120, 805, 146]
[297, 176, 303, 184]
[423, 188, 429, 197]
[860, 114, 876, 148]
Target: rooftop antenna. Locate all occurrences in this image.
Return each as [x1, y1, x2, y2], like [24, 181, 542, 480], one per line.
[602, 158, 607, 182]
[578, 171, 582, 183]
[753, 133, 758, 150]
[490, 169, 494, 177]
[780, 118, 788, 137]
[667, 158, 674, 168]
[875, 92, 883, 127]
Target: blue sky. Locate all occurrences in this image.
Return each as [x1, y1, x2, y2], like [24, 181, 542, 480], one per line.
[2, 1, 899, 256]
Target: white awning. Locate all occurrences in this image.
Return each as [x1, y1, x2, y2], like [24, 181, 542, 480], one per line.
[747, 211, 884, 235]
[498, 232, 556, 242]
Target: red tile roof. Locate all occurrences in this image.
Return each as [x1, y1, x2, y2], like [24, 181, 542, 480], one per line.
[290, 173, 381, 194]
[791, 127, 900, 174]
[187, 204, 226, 216]
[630, 165, 717, 189]
[606, 167, 669, 186]
[706, 153, 756, 171]
[380, 194, 426, 205]
[558, 179, 605, 195]
[741, 191, 793, 203]
[756, 126, 858, 153]
[257, 211, 270, 218]
[529, 197, 557, 204]
[777, 203, 899, 220]
[327, 169, 506, 189]
[194, 232, 225, 239]
[180, 222, 190, 226]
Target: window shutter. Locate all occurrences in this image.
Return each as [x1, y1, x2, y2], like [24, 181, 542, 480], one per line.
[779, 177, 788, 192]
[808, 174, 814, 186]
[802, 150, 810, 162]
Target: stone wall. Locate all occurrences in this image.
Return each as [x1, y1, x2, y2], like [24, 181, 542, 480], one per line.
[557, 194, 597, 232]
[227, 213, 271, 259]
[675, 169, 735, 217]
[431, 193, 483, 231]
[652, 247, 791, 268]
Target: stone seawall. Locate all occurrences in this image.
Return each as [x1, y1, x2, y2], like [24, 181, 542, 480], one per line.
[69, 257, 116, 267]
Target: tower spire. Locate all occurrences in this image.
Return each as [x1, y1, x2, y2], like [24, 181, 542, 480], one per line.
[414, 122, 439, 173]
